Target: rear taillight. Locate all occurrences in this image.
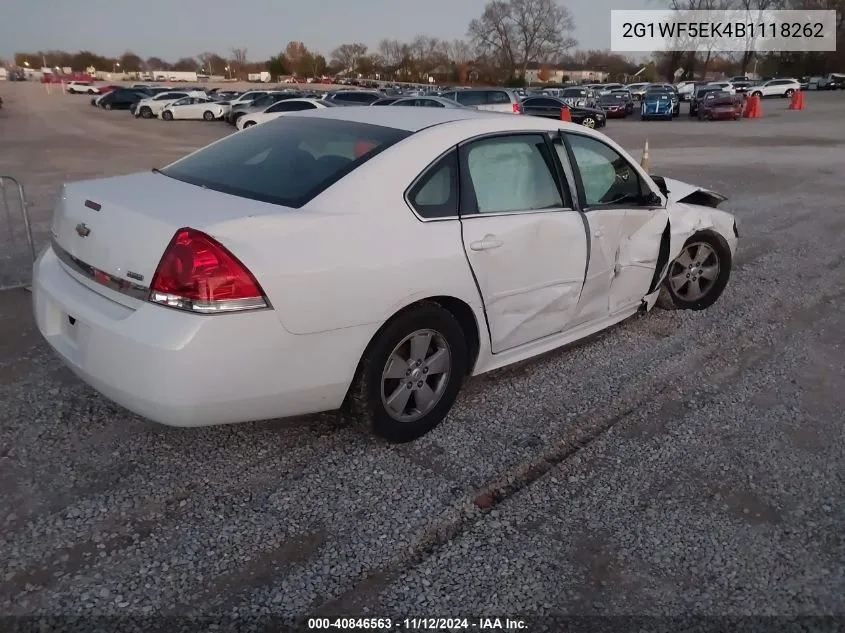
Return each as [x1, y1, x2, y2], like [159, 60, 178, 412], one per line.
[149, 228, 268, 314]
[512, 103, 521, 113]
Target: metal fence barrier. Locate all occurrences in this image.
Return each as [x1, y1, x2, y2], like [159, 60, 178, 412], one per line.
[1, 176, 37, 291]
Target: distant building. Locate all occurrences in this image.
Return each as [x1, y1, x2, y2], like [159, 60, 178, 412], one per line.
[525, 67, 610, 84]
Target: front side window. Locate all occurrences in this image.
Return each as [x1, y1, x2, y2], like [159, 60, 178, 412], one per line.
[172, 98, 190, 106]
[160, 118, 411, 208]
[462, 135, 566, 215]
[407, 151, 458, 219]
[564, 134, 644, 207]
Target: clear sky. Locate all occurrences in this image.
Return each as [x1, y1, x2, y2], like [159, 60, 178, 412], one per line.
[2, 0, 652, 62]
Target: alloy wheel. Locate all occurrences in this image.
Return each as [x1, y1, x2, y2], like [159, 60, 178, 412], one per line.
[380, 329, 451, 423]
[668, 242, 720, 302]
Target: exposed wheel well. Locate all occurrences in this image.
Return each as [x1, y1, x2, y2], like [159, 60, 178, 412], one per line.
[343, 296, 481, 404]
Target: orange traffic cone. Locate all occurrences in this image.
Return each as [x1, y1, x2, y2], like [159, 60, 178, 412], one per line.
[743, 95, 762, 119]
[560, 106, 571, 122]
[789, 90, 806, 110]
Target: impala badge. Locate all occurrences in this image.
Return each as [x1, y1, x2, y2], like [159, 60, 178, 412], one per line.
[75, 223, 91, 237]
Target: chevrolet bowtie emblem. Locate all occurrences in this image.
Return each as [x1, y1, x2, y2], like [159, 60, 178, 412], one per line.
[75, 223, 91, 237]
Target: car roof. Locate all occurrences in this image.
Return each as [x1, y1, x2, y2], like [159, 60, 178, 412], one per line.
[285, 104, 596, 133]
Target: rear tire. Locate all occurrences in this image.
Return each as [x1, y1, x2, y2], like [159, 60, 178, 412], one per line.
[657, 232, 732, 311]
[242, 121, 256, 128]
[347, 302, 468, 443]
[785, 89, 795, 98]
[140, 106, 153, 119]
[104, 103, 112, 110]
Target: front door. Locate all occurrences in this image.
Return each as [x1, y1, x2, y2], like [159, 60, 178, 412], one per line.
[554, 133, 668, 324]
[458, 133, 589, 353]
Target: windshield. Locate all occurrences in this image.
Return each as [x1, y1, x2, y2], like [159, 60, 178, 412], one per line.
[160, 118, 411, 208]
[561, 89, 588, 97]
[599, 94, 625, 104]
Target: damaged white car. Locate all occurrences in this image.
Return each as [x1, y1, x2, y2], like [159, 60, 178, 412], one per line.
[33, 108, 738, 442]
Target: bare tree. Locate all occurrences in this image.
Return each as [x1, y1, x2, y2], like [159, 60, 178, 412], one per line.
[468, 0, 577, 79]
[447, 39, 475, 64]
[229, 47, 248, 76]
[377, 39, 404, 68]
[198, 52, 220, 74]
[330, 43, 368, 74]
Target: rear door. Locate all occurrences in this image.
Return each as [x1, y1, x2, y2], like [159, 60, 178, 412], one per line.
[557, 132, 668, 323]
[458, 132, 589, 353]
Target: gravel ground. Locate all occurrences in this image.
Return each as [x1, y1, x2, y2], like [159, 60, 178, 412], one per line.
[1, 83, 844, 629]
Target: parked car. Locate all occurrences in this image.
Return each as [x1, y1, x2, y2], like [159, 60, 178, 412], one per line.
[322, 90, 383, 106]
[556, 87, 597, 109]
[390, 96, 468, 109]
[706, 81, 737, 95]
[697, 91, 743, 120]
[610, 89, 635, 115]
[98, 89, 147, 110]
[677, 81, 698, 101]
[749, 78, 801, 98]
[371, 97, 403, 106]
[66, 81, 99, 94]
[809, 73, 844, 90]
[227, 92, 300, 124]
[625, 83, 651, 100]
[520, 96, 607, 128]
[640, 90, 675, 120]
[596, 92, 630, 118]
[689, 86, 725, 116]
[33, 107, 738, 441]
[236, 98, 333, 129]
[132, 91, 204, 118]
[436, 88, 522, 113]
[161, 96, 229, 121]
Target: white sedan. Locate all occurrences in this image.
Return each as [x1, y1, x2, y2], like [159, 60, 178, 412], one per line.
[33, 107, 739, 442]
[134, 90, 206, 118]
[236, 98, 333, 130]
[160, 96, 228, 121]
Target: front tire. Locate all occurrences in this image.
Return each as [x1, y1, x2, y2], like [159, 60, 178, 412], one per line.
[752, 91, 762, 98]
[657, 232, 732, 311]
[139, 106, 153, 119]
[242, 121, 256, 128]
[104, 103, 112, 110]
[203, 110, 214, 121]
[581, 117, 596, 128]
[162, 110, 173, 120]
[348, 302, 468, 443]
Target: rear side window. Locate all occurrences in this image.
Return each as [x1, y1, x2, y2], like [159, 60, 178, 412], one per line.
[407, 151, 459, 219]
[160, 118, 411, 209]
[455, 91, 486, 106]
[487, 91, 511, 104]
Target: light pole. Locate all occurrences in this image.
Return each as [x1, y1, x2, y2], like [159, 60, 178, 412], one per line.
[225, 65, 231, 79]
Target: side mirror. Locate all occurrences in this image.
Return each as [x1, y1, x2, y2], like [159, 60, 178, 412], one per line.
[643, 191, 663, 207]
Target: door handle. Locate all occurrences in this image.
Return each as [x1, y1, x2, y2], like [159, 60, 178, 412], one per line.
[469, 235, 504, 251]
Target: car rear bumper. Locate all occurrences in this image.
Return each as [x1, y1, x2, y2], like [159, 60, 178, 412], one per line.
[33, 245, 365, 427]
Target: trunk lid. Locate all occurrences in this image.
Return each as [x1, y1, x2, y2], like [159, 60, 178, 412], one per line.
[51, 171, 281, 304]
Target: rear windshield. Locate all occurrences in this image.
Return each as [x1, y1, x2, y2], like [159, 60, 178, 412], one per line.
[160, 117, 411, 208]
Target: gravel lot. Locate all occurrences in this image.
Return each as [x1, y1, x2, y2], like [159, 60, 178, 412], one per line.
[1, 83, 844, 628]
